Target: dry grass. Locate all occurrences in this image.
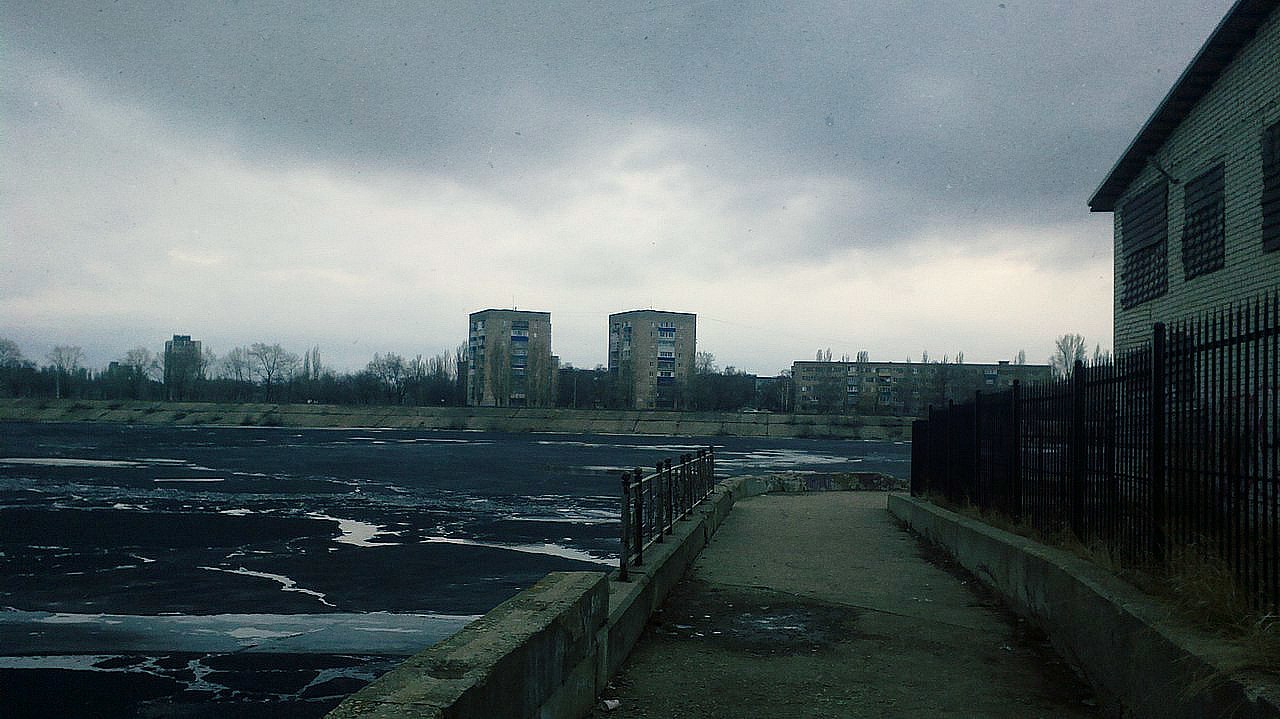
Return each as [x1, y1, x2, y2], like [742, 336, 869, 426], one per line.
[1160, 545, 1280, 675]
[926, 495, 1280, 676]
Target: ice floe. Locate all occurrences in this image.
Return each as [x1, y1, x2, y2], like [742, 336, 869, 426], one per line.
[198, 566, 336, 607]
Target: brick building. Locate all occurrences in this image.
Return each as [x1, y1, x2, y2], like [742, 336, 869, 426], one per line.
[792, 359, 1052, 415]
[608, 310, 696, 409]
[1088, 0, 1280, 353]
[466, 309, 555, 407]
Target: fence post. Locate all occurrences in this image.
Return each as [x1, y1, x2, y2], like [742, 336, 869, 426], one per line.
[944, 400, 954, 502]
[1071, 360, 1087, 540]
[691, 447, 701, 509]
[1151, 323, 1167, 565]
[1009, 381, 1022, 522]
[667, 457, 678, 534]
[634, 465, 645, 566]
[974, 390, 983, 508]
[654, 462, 665, 543]
[619, 472, 631, 581]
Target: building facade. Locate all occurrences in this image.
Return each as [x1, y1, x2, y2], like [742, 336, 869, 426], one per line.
[163, 334, 202, 401]
[608, 310, 696, 409]
[792, 359, 1053, 415]
[466, 309, 554, 407]
[1088, 0, 1280, 353]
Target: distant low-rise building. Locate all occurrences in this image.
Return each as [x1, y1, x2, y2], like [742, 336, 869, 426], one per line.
[163, 334, 201, 401]
[791, 359, 1052, 415]
[466, 309, 554, 407]
[1088, 0, 1280, 353]
[608, 310, 696, 409]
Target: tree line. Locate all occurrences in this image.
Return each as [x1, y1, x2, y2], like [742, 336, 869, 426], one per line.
[0, 333, 1107, 414]
[0, 338, 468, 406]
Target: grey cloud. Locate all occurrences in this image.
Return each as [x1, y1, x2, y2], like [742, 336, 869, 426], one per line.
[5, 1, 1232, 228]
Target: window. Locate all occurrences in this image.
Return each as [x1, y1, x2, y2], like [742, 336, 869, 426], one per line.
[1181, 164, 1224, 280]
[1120, 182, 1169, 309]
[1264, 121, 1280, 252]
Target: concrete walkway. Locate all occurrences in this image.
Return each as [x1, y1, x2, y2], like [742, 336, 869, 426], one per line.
[589, 492, 1101, 718]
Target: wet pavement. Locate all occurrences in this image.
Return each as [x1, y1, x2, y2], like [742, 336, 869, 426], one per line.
[591, 492, 1101, 718]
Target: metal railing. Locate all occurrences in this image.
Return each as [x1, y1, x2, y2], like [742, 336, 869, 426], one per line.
[618, 447, 716, 581]
[913, 291, 1279, 613]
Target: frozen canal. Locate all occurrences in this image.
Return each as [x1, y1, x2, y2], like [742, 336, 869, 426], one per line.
[0, 422, 910, 717]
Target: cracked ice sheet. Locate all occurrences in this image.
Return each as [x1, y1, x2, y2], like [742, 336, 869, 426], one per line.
[0, 611, 478, 655]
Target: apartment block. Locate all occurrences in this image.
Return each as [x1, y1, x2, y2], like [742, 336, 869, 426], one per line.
[1089, 0, 1280, 352]
[163, 334, 202, 401]
[792, 359, 1052, 415]
[466, 309, 554, 407]
[608, 310, 696, 409]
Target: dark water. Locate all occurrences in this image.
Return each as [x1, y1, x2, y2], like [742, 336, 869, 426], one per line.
[0, 421, 910, 717]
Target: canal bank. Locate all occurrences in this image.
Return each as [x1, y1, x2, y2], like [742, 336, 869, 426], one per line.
[0, 398, 909, 439]
[330, 482, 1280, 719]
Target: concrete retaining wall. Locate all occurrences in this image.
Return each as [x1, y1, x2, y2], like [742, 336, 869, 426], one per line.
[0, 398, 910, 439]
[326, 474, 813, 719]
[888, 494, 1280, 719]
[328, 572, 609, 719]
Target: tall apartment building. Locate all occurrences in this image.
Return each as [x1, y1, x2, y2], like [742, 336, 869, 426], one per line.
[608, 310, 696, 409]
[792, 359, 1052, 415]
[466, 309, 554, 407]
[1088, 0, 1280, 352]
[163, 334, 202, 401]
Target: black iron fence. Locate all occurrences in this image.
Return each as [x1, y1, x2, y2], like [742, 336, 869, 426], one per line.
[913, 291, 1279, 613]
[618, 448, 716, 581]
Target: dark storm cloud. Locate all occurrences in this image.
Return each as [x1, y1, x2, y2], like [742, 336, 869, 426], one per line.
[5, 1, 1231, 251]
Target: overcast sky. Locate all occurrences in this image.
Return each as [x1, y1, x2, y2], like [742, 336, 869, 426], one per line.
[1, 1, 1236, 375]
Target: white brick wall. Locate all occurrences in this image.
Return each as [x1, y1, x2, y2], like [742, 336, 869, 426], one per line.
[1111, 8, 1280, 352]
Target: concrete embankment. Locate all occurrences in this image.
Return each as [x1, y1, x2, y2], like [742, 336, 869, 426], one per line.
[889, 495, 1280, 719]
[331, 485, 1280, 719]
[326, 474, 896, 718]
[0, 398, 909, 439]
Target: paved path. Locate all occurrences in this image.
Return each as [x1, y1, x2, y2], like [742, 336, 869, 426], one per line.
[590, 492, 1101, 718]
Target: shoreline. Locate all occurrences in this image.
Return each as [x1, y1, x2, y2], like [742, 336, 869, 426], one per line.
[0, 398, 910, 440]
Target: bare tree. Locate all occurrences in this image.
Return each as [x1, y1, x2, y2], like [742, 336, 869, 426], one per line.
[525, 343, 552, 407]
[0, 338, 24, 368]
[121, 347, 160, 380]
[367, 352, 408, 404]
[46, 345, 85, 399]
[1092, 343, 1113, 365]
[454, 343, 468, 405]
[1050, 334, 1088, 379]
[119, 347, 160, 398]
[248, 342, 300, 401]
[221, 347, 251, 383]
[488, 341, 510, 406]
[301, 346, 323, 381]
[199, 347, 217, 380]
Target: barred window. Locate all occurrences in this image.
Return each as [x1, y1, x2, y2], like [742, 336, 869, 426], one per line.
[1181, 163, 1224, 280]
[1120, 182, 1168, 309]
[1264, 121, 1280, 252]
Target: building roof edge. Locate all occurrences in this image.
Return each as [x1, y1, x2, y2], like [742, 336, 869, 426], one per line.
[1087, 0, 1278, 212]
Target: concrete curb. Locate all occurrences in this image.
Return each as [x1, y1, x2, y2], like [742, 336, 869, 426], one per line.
[888, 494, 1280, 719]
